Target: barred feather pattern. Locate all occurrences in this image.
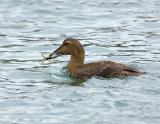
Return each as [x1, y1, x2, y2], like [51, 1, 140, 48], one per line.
[69, 61, 141, 78]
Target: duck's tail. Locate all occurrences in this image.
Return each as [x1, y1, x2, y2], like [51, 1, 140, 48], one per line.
[123, 66, 145, 76]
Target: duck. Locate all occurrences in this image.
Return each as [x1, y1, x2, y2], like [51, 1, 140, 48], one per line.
[44, 38, 143, 78]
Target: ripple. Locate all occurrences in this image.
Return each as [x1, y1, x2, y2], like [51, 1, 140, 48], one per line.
[0, 33, 6, 37]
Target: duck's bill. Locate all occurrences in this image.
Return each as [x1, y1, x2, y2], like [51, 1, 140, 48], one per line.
[42, 51, 62, 60]
[50, 51, 62, 59]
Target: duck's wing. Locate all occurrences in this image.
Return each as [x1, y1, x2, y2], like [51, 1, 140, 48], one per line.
[97, 65, 123, 77]
[75, 61, 123, 78]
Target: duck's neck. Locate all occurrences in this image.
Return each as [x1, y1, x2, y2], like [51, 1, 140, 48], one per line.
[68, 54, 85, 72]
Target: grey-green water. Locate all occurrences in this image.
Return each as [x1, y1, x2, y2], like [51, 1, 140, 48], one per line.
[0, 0, 160, 124]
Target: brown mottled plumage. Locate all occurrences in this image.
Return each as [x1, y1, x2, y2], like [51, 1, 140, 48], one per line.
[45, 38, 143, 78]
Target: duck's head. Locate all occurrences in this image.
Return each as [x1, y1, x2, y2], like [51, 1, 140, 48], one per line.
[46, 38, 85, 60]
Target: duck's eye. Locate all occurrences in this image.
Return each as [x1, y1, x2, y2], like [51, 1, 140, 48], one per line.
[64, 42, 68, 45]
[64, 42, 70, 46]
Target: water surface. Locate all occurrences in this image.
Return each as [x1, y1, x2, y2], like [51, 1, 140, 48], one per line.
[0, 0, 160, 124]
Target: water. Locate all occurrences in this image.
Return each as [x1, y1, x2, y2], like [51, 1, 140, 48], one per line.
[0, 0, 160, 124]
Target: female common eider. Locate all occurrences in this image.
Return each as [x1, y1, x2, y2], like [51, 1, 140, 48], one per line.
[43, 38, 143, 78]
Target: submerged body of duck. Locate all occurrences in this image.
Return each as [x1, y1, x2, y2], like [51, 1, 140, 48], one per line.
[44, 38, 143, 78]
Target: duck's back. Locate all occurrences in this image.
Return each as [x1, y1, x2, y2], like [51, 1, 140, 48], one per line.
[72, 61, 141, 78]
